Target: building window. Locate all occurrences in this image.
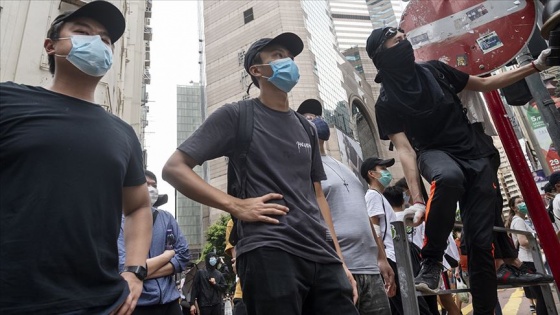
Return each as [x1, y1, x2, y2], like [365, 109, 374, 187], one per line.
[243, 8, 254, 24]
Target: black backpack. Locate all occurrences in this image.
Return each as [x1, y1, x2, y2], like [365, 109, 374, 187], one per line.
[227, 99, 317, 246]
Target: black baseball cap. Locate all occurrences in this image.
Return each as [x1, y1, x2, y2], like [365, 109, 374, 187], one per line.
[297, 99, 323, 116]
[360, 157, 395, 181]
[48, 0, 125, 43]
[548, 171, 560, 186]
[366, 27, 391, 59]
[244, 32, 304, 88]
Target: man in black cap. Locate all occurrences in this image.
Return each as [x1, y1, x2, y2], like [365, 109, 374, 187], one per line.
[300, 99, 395, 315]
[0, 1, 152, 314]
[164, 34, 358, 315]
[365, 27, 552, 314]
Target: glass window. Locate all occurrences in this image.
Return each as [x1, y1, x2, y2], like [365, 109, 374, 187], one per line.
[243, 8, 254, 24]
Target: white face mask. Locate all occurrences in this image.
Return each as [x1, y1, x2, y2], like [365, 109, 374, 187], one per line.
[148, 186, 158, 206]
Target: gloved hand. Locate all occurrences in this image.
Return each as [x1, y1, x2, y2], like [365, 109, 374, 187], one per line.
[534, 48, 552, 72]
[404, 202, 426, 227]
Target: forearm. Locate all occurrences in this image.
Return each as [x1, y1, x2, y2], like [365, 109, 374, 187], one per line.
[146, 262, 175, 279]
[163, 161, 236, 213]
[123, 207, 152, 266]
[398, 147, 424, 204]
[146, 254, 174, 278]
[466, 63, 536, 92]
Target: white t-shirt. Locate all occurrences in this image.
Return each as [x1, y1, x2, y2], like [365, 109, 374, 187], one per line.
[510, 215, 535, 262]
[553, 194, 560, 223]
[365, 189, 397, 262]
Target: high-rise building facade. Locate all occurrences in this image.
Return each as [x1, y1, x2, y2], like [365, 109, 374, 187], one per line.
[202, 0, 398, 223]
[0, 0, 152, 152]
[176, 83, 208, 260]
[329, 0, 404, 51]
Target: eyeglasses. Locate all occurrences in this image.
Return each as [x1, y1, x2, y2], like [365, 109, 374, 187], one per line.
[373, 27, 405, 57]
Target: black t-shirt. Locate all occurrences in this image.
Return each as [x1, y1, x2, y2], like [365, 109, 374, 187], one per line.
[178, 99, 340, 264]
[375, 61, 495, 159]
[0, 82, 146, 314]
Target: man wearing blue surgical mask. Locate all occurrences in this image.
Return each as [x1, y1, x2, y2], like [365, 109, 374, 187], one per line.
[0, 1, 152, 314]
[163, 33, 359, 315]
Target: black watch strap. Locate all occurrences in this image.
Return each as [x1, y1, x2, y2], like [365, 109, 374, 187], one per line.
[122, 265, 147, 281]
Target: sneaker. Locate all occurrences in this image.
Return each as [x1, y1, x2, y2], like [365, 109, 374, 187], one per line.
[496, 264, 548, 285]
[529, 304, 536, 313]
[515, 264, 554, 283]
[414, 258, 443, 293]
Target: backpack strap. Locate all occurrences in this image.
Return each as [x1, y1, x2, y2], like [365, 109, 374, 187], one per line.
[227, 99, 254, 246]
[152, 209, 159, 225]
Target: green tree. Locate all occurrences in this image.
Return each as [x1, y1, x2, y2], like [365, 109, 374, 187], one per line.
[201, 214, 229, 259]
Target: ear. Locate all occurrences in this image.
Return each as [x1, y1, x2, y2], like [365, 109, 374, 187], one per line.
[248, 64, 262, 78]
[44, 38, 56, 56]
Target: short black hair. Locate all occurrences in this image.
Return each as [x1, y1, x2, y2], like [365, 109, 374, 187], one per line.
[47, 20, 65, 75]
[543, 182, 554, 193]
[394, 177, 408, 190]
[145, 170, 157, 183]
[383, 186, 404, 208]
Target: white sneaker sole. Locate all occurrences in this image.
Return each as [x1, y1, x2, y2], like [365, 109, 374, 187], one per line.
[415, 282, 440, 294]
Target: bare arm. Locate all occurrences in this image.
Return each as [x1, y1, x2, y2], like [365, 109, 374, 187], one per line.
[147, 263, 175, 279]
[369, 215, 396, 297]
[146, 250, 175, 279]
[464, 63, 536, 93]
[114, 184, 152, 315]
[162, 150, 288, 223]
[388, 132, 424, 204]
[122, 184, 152, 267]
[315, 182, 358, 303]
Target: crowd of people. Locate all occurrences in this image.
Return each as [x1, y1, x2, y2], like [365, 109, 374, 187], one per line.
[1, 1, 557, 315]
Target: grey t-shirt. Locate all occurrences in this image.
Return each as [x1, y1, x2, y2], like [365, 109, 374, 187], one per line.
[178, 99, 339, 264]
[321, 155, 380, 274]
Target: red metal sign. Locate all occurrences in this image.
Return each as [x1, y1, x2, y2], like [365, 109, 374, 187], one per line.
[401, 0, 536, 76]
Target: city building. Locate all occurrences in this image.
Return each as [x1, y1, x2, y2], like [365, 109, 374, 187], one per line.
[0, 0, 152, 157]
[176, 83, 208, 260]
[201, 0, 399, 223]
[329, 0, 405, 52]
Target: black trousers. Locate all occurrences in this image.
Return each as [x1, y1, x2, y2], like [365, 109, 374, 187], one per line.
[387, 259, 435, 315]
[237, 247, 358, 315]
[521, 262, 548, 315]
[199, 304, 222, 315]
[133, 299, 183, 315]
[233, 298, 247, 315]
[418, 150, 497, 315]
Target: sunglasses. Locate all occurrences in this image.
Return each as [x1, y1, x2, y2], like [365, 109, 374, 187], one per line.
[373, 27, 405, 56]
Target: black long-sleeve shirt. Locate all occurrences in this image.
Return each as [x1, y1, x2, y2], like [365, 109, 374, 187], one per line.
[190, 268, 227, 307]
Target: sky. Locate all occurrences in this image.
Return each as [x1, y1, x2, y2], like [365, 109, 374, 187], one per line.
[145, 1, 200, 214]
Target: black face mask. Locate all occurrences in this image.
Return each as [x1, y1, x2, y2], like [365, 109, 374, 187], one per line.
[374, 39, 416, 79]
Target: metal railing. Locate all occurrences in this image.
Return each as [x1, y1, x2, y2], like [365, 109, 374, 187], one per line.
[391, 220, 558, 315]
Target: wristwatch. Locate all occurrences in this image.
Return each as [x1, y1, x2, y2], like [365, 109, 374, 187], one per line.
[122, 265, 147, 281]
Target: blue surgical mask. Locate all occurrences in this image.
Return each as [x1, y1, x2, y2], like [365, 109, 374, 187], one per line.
[403, 192, 410, 204]
[517, 202, 528, 215]
[261, 58, 300, 92]
[56, 35, 113, 77]
[378, 170, 393, 188]
[209, 257, 217, 266]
